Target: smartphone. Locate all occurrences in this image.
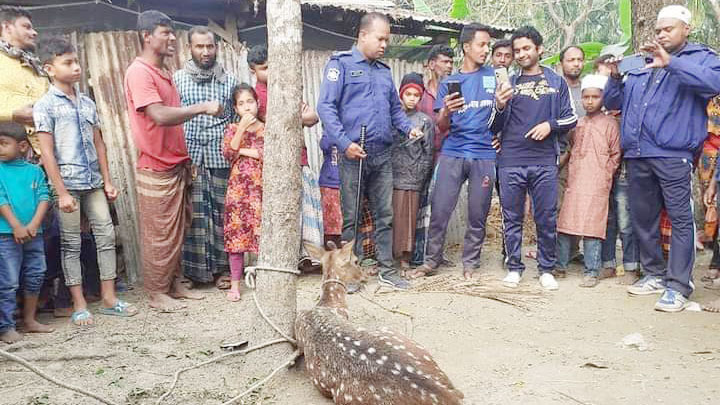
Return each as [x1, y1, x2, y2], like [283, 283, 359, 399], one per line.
[447, 80, 462, 98]
[618, 54, 651, 74]
[494, 67, 510, 87]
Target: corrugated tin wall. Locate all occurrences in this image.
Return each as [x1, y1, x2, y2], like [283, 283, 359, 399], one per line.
[82, 31, 467, 283]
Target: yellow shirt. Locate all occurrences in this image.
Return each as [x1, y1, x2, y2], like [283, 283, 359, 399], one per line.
[0, 52, 49, 152]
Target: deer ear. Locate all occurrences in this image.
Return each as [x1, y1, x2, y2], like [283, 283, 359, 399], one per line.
[304, 243, 326, 261]
[340, 239, 355, 255]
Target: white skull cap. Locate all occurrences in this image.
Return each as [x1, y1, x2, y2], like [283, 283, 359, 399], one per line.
[657, 5, 692, 25]
[581, 74, 608, 91]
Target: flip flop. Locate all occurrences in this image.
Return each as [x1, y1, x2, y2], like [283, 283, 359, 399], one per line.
[215, 275, 232, 290]
[71, 309, 94, 326]
[98, 300, 138, 317]
[407, 265, 437, 279]
[226, 289, 242, 302]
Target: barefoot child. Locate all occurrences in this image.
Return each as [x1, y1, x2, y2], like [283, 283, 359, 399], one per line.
[34, 37, 138, 325]
[0, 122, 53, 343]
[557, 75, 620, 287]
[223, 84, 264, 301]
[392, 73, 434, 269]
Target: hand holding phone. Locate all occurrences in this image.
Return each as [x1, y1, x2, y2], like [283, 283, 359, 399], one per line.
[444, 80, 464, 113]
[447, 80, 462, 98]
[494, 67, 510, 88]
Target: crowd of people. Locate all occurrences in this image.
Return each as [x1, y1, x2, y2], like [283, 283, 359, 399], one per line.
[2, 3, 720, 345]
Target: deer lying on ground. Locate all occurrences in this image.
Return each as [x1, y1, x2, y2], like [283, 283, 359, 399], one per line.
[295, 241, 464, 405]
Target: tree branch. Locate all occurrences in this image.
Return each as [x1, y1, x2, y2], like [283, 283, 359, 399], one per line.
[709, 0, 720, 25]
[547, 0, 595, 49]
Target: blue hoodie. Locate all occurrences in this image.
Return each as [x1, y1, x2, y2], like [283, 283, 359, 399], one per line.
[604, 43, 720, 160]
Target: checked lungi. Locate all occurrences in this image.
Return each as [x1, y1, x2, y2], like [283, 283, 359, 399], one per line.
[182, 166, 230, 283]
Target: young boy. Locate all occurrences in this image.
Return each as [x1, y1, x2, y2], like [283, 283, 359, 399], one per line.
[34, 36, 137, 326]
[557, 74, 620, 287]
[0, 122, 53, 343]
[392, 73, 434, 269]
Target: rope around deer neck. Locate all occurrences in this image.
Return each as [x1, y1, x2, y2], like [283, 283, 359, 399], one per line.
[244, 265, 302, 345]
[322, 278, 347, 290]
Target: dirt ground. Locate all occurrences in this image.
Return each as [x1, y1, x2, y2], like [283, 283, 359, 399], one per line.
[1, 244, 720, 405]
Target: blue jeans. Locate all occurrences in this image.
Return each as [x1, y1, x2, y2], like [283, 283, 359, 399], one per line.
[339, 148, 395, 275]
[57, 188, 116, 286]
[601, 174, 640, 270]
[558, 234, 601, 276]
[0, 235, 46, 333]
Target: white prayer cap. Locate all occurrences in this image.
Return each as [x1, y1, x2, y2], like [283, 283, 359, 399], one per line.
[657, 5, 692, 25]
[581, 74, 608, 92]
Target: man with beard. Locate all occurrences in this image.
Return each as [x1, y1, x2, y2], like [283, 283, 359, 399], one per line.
[124, 11, 223, 311]
[493, 26, 578, 291]
[607, 5, 720, 312]
[410, 24, 498, 280]
[0, 6, 47, 155]
[317, 12, 423, 290]
[554, 45, 585, 277]
[174, 26, 238, 289]
[412, 44, 455, 268]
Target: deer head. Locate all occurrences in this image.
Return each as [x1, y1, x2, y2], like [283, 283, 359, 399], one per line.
[304, 240, 365, 310]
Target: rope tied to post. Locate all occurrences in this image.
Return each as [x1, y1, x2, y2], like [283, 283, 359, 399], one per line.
[244, 265, 302, 345]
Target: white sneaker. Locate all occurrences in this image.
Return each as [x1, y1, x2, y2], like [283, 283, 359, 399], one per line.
[503, 271, 521, 288]
[539, 273, 559, 291]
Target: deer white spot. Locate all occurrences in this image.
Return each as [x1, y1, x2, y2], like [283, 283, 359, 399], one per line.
[382, 386, 392, 393]
[360, 354, 367, 361]
[344, 394, 353, 402]
[381, 355, 388, 361]
[394, 363, 402, 370]
[320, 382, 326, 389]
[321, 371, 326, 377]
[369, 385, 376, 393]
[423, 355, 431, 361]
[367, 347, 376, 354]
[406, 366, 415, 373]
[411, 383, 418, 389]
[313, 378, 319, 385]
[407, 352, 416, 358]
[353, 340, 362, 347]
[374, 394, 382, 401]
[391, 370, 400, 375]
[339, 382, 345, 392]
[308, 363, 314, 370]
[375, 359, 384, 365]
[350, 349, 357, 356]
[344, 336, 351, 341]
[386, 341, 393, 346]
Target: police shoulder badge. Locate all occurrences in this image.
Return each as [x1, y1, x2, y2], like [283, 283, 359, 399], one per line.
[327, 68, 340, 82]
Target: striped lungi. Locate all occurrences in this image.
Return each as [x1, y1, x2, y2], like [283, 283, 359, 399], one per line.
[136, 163, 193, 294]
[182, 166, 230, 283]
[301, 166, 324, 249]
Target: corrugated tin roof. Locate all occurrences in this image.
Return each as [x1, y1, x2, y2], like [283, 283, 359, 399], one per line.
[301, 0, 514, 35]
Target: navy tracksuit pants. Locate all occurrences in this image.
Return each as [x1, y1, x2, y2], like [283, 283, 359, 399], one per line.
[626, 158, 695, 297]
[499, 165, 558, 274]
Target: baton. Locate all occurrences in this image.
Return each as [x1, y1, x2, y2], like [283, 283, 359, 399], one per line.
[353, 125, 367, 241]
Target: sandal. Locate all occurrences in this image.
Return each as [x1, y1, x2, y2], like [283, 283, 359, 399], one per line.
[98, 300, 138, 317]
[579, 275, 599, 288]
[71, 309, 94, 326]
[215, 275, 232, 290]
[701, 268, 719, 283]
[226, 289, 242, 302]
[407, 265, 437, 279]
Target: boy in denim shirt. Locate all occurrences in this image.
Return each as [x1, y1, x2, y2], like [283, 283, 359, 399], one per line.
[34, 37, 137, 326]
[0, 122, 52, 343]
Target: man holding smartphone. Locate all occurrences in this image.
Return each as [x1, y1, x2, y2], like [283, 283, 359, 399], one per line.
[605, 5, 720, 312]
[492, 26, 578, 291]
[409, 24, 498, 280]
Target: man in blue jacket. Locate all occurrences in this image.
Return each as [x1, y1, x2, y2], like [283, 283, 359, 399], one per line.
[493, 26, 578, 291]
[317, 12, 422, 290]
[604, 5, 720, 312]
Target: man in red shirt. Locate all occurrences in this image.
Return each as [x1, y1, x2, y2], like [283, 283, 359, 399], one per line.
[124, 10, 222, 312]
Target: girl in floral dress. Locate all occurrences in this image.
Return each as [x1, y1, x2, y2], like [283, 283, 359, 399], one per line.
[223, 83, 264, 301]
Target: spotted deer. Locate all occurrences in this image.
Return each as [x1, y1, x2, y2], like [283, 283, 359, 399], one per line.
[296, 241, 464, 405]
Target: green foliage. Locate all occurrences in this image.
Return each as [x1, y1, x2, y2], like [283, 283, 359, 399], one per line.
[450, 0, 470, 19]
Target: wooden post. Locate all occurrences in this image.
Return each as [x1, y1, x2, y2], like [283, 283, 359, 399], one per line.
[632, 0, 676, 50]
[248, 0, 303, 362]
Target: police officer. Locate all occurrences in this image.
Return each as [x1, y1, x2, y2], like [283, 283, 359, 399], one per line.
[605, 5, 720, 312]
[317, 12, 422, 290]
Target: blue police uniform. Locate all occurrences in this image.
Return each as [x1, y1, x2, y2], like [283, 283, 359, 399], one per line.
[604, 43, 720, 303]
[317, 46, 414, 279]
